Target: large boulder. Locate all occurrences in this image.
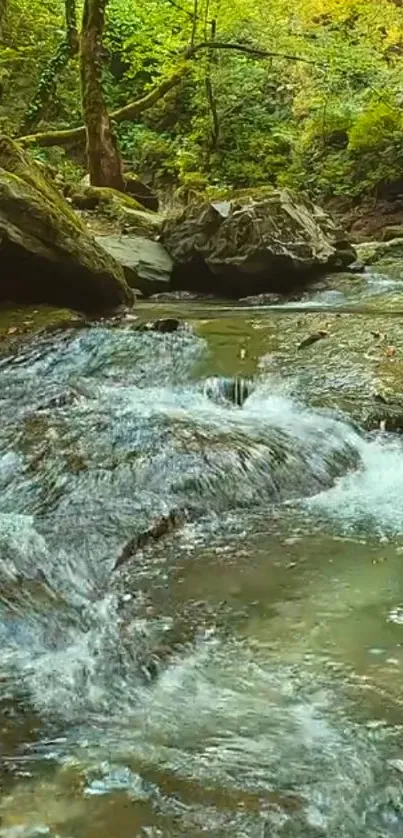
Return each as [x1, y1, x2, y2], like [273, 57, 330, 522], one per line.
[95, 234, 173, 295]
[0, 136, 133, 313]
[162, 189, 356, 296]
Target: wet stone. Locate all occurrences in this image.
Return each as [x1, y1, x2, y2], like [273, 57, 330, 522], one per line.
[135, 318, 186, 333]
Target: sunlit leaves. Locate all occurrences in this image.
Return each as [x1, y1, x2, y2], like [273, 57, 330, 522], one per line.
[2, 0, 403, 197]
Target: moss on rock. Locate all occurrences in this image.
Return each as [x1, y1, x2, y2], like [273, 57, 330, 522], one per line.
[0, 304, 85, 349]
[68, 183, 163, 238]
[0, 136, 134, 313]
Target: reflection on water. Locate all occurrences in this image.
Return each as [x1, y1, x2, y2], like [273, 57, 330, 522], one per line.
[2, 295, 403, 835]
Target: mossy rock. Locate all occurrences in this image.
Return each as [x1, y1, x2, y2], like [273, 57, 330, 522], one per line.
[380, 226, 403, 242]
[356, 238, 403, 266]
[0, 136, 134, 313]
[120, 207, 163, 238]
[68, 185, 145, 212]
[69, 184, 163, 239]
[0, 304, 84, 348]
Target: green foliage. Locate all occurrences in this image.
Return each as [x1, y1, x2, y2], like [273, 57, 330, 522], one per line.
[2, 0, 403, 200]
[29, 144, 85, 184]
[348, 100, 403, 152]
[117, 124, 179, 180]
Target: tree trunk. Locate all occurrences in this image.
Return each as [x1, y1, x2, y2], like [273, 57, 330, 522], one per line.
[80, 0, 124, 190]
[0, 0, 7, 39]
[21, 0, 79, 134]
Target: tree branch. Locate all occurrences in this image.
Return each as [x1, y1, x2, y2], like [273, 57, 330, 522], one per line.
[187, 40, 321, 67]
[163, 0, 209, 23]
[19, 67, 187, 146]
[18, 40, 319, 148]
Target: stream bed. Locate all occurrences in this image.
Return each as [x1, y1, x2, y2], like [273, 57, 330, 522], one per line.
[2, 265, 403, 836]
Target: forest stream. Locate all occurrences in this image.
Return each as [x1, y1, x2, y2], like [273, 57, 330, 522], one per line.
[3, 264, 403, 836]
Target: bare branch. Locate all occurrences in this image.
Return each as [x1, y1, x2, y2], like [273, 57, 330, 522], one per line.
[18, 39, 320, 147]
[19, 68, 187, 146]
[187, 40, 322, 67]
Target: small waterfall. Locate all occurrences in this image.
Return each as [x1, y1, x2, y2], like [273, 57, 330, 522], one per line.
[203, 375, 252, 406]
[0, 326, 367, 720]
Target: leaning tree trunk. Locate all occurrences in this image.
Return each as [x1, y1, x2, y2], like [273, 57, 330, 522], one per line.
[21, 0, 79, 134]
[80, 0, 124, 190]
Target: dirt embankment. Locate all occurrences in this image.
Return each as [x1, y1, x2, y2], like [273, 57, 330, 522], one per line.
[328, 196, 403, 243]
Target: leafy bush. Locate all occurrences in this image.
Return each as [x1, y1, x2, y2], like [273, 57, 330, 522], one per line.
[348, 100, 403, 152]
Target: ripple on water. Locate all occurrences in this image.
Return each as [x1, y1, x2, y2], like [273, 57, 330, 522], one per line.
[0, 322, 403, 836]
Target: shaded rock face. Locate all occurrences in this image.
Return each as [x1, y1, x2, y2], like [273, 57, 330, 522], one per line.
[162, 190, 356, 296]
[124, 174, 159, 213]
[0, 136, 133, 313]
[79, 172, 158, 213]
[95, 234, 173, 296]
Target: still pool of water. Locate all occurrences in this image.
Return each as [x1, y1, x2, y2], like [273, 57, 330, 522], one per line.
[2, 295, 403, 836]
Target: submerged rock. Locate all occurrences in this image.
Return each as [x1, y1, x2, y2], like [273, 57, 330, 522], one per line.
[240, 306, 403, 430]
[136, 318, 184, 333]
[95, 234, 173, 295]
[0, 304, 84, 345]
[0, 136, 133, 313]
[298, 330, 329, 350]
[162, 189, 356, 296]
[114, 508, 188, 570]
[37, 387, 82, 410]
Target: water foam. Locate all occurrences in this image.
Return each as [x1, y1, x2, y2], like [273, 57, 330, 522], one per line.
[306, 432, 403, 536]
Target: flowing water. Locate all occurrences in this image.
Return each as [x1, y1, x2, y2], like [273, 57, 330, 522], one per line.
[3, 266, 403, 836]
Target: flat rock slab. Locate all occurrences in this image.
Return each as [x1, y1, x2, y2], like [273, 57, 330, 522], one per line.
[96, 234, 173, 296]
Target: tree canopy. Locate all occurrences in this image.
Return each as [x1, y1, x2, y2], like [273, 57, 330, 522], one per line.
[1, 0, 403, 199]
